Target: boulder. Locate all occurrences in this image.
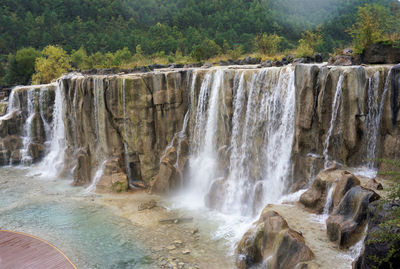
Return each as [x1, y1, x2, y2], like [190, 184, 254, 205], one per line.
[72, 149, 91, 186]
[261, 60, 273, 67]
[241, 57, 260, 65]
[353, 201, 400, 269]
[314, 53, 323, 63]
[97, 172, 128, 193]
[236, 210, 314, 269]
[299, 169, 339, 213]
[332, 171, 360, 208]
[362, 43, 400, 64]
[327, 186, 380, 248]
[149, 162, 177, 194]
[329, 55, 355, 66]
[364, 178, 383, 191]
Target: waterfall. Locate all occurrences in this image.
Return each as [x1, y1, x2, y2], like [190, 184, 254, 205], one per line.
[0, 86, 20, 120]
[36, 80, 66, 177]
[20, 88, 36, 165]
[182, 67, 295, 216]
[365, 70, 391, 170]
[323, 74, 344, 168]
[39, 87, 52, 141]
[184, 70, 221, 208]
[86, 160, 107, 193]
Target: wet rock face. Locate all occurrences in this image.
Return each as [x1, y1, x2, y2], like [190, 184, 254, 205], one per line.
[332, 171, 360, 208]
[299, 169, 340, 213]
[353, 201, 400, 269]
[62, 71, 189, 187]
[326, 186, 380, 248]
[96, 158, 128, 193]
[362, 43, 400, 64]
[236, 210, 314, 269]
[0, 85, 56, 165]
[293, 64, 395, 186]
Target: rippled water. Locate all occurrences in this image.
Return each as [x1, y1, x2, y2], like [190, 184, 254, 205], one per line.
[0, 167, 153, 269]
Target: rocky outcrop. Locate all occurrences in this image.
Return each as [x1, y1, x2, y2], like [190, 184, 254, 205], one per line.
[0, 85, 55, 165]
[2, 64, 400, 196]
[293, 64, 395, 186]
[236, 209, 314, 269]
[332, 171, 360, 208]
[96, 158, 128, 193]
[299, 169, 340, 213]
[362, 43, 400, 64]
[353, 201, 400, 269]
[326, 186, 380, 248]
[60, 71, 190, 187]
[150, 134, 189, 194]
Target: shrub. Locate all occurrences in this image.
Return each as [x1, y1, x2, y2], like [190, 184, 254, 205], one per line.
[32, 45, 71, 84]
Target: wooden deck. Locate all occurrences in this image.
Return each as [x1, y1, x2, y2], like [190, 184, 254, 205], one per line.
[0, 230, 77, 269]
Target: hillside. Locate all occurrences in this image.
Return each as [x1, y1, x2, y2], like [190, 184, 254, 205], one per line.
[1, 0, 398, 56]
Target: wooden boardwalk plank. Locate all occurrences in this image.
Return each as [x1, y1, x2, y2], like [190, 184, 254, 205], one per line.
[0, 230, 77, 269]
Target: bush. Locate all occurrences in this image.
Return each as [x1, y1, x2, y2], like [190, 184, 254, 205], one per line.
[348, 4, 399, 53]
[32, 45, 71, 84]
[4, 47, 41, 85]
[70, 46, 89, 70]
[228, 45, 244, 60]
[254, 33, 282, 55]
[296, 30, 323, 57]
[191, 38, 222, 61]
[367, 159, 400, 268]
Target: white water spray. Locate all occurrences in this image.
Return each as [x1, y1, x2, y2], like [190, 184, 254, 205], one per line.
[323, 74, 344, 168]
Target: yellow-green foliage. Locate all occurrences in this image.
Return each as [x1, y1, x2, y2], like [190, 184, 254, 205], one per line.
[296, 30, 323, 58]
[228, 45, 244, 60]
[254, 33, 282, 55]
[32, 45, 71, 84]
[348, 4, 399, 53]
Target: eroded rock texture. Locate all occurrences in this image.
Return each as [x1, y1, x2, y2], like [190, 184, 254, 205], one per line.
[0, 84, 55, 165]
[294, 64, 396, 188]
[236, 209, 314, 269]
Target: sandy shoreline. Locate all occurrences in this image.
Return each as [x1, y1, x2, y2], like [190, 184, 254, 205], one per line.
[95, 190, 235, 269]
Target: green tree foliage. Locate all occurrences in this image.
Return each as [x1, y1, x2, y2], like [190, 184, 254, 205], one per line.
[190, 39, 221, 61]
[32, 45, 71, 84]
[254, 33, 282, 55]
[4, 47, 41, 85]
[70, 46, 89, 70]
[296, 30, 324, 57]
[367, 159, 400, 268]
[348, 4, 400, 53]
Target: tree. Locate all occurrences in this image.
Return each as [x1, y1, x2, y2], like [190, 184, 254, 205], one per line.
[4, 47, 41, 85]
[112, 47, 132, 66]
[70, 46, 89, 70]
[348, 4, 398, 53]
[296, 30, 323, 57]
[32, 45, 71, 84]
[254, 33, 282, 55]
[191, 38, 222, 61]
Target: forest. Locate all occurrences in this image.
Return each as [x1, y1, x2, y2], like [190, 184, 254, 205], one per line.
[0, 0, 399, 85]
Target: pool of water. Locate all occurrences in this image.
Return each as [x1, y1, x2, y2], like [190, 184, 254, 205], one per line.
[0, 167, 153, 269]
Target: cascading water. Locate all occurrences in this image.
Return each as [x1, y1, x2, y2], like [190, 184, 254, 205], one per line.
[36, 80, 66, 177]
[365, 71, 391, 169]
[39, 87, 52, 141]
[20, 88, 36, 165]
[182, 67, 295, 217]
[323, 74, 344, 168]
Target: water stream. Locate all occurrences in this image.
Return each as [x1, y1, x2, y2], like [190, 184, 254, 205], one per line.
[323, 74, 344, 168]
[0, 167, 152, 269]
